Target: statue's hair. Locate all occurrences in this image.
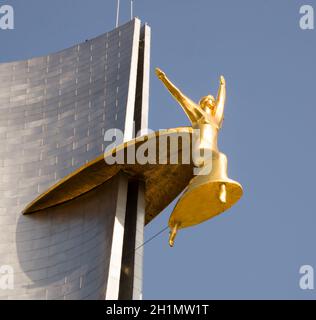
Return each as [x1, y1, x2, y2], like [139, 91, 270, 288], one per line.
[199, 95, 215, 108]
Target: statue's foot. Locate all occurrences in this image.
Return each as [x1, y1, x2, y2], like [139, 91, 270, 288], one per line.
[169, 223, 179, 247]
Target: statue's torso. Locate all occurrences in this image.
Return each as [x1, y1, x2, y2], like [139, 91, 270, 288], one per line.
[192, 122, 219, 152]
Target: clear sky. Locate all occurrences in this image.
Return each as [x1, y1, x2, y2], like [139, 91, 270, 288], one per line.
[1, 0, 316, 299]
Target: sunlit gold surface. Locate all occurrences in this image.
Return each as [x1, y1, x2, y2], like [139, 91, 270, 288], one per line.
[169, 152, 243, 230]
[155, 68, 226, 126]
[23, 128, 195, 226]
[156, 68, 243, 246]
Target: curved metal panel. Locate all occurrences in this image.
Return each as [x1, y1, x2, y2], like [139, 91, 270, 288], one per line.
[0, 19, 142, 300]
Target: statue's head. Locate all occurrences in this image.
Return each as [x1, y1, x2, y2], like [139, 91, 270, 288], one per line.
[199, 95, 216, 111]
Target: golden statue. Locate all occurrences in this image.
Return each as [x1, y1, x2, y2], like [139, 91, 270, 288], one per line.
[156, 68, 243, 247]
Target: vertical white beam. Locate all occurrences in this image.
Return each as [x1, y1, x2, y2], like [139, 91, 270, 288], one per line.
[140, 24, 151, 134]
[132, 182, 145, 300]
[132, 25, 151, 300]
[105, 173, 128, 300]
[106, 19, 142, 300]
[124, 18, 141, 141]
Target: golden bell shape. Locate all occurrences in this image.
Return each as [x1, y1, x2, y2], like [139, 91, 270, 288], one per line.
[168, 151, 243, 247]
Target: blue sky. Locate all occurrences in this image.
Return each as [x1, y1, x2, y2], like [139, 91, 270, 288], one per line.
[1, 0, 316, 299]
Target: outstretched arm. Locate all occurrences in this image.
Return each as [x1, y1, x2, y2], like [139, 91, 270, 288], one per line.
[215, 75, 226, 128]
[155, 68, 203, 124]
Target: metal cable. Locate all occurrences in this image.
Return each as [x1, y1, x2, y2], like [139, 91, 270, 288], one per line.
[135, 226, 169, 251]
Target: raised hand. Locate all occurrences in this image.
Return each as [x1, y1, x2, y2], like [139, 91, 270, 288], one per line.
[220, 75, 226, 86]
[155, 67, 166, 80]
